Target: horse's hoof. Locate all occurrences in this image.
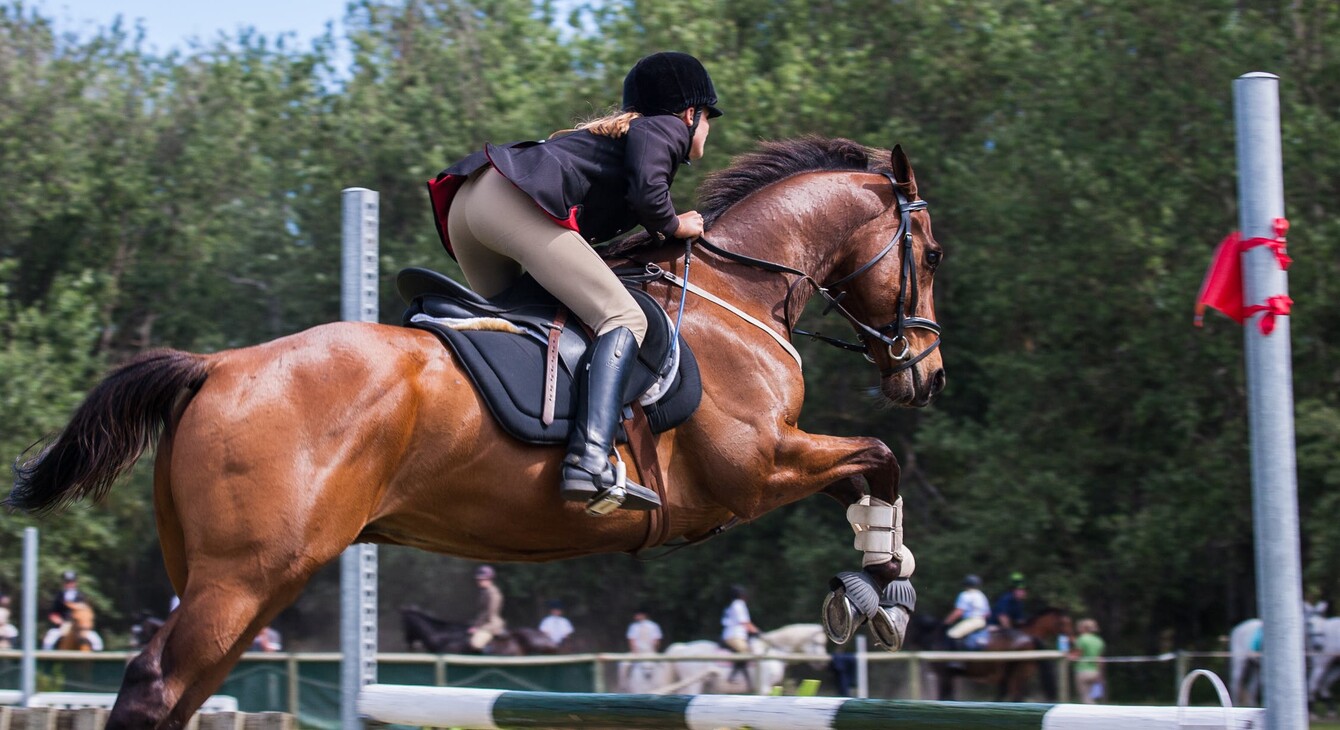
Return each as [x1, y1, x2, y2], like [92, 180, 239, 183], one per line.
[869, 605, 911, 652]
[821, 588, 866, 645]
[882, 578, 917, 613]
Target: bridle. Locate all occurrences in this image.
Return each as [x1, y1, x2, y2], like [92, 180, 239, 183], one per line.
[694, 172, 941, 376]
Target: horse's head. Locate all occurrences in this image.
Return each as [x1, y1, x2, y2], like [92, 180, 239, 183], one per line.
[1306, 601, 1329, 652]
[836, 145, 945, 407]
[130, 613, 164, 648]
[66, 601, 95, 631]
[1024, 607, 1073, 644]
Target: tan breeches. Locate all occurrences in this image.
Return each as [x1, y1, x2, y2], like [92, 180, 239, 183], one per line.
[447, 167, 647, 345]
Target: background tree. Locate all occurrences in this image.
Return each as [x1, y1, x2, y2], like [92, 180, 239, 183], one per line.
[0, 2, 1337, 685]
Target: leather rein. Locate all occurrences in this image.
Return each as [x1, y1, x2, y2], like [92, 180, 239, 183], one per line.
[694, 172, 941, 376]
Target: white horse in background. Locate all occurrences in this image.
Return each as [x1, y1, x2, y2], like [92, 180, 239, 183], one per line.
[1229, 600, 1327, 706]
[1306, 616, 1340, 714]
[619, 623, 829, 695]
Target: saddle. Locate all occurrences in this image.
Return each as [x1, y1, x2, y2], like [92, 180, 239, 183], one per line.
[397, 268, 701, 445]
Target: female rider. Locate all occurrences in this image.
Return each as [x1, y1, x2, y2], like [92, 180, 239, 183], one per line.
[426, 52, 721, 514]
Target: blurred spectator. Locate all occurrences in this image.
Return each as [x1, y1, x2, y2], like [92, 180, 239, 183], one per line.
[626, 609, 662, 653]
[538, 600, 574, 647]
[1073, 618, 1106, 703]
[0, 595, 16, 649]
[251, 625, 283, 652]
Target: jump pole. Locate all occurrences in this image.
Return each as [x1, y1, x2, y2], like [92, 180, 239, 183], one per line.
[340, 188, 381, 730]
[358, 685, 1265, 730]
[1234, 72, 1306, 728]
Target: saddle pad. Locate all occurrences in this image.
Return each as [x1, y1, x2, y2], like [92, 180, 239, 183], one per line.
[400, 271, 701, 445]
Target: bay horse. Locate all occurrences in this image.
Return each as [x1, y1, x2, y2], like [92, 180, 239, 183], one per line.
[9, 138, 944, 729]
[929, 608, 1074, 702]
[399, 605, 556, 655]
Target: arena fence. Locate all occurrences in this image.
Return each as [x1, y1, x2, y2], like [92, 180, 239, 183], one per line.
[357, 684, 1264, 730]
[0, 649, 1262, 729]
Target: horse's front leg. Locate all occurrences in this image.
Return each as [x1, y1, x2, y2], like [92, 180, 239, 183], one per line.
[710, 428, 916, 652]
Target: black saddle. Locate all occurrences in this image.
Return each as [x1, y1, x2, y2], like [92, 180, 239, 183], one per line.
[397, 268, 701, 444]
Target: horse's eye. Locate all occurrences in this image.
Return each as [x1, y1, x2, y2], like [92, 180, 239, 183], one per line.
[926, 250, 942, 268]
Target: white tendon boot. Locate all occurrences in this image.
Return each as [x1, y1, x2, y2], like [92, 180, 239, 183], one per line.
[821, 496, 917, 650]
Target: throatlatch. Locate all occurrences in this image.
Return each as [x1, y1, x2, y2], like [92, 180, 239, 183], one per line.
[821, 495, 917, 651]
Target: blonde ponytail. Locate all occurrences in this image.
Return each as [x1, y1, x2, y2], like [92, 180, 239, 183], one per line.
[549, 110, 643, 140]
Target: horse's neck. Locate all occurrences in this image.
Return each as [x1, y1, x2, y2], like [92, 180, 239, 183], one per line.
[701, 173, 880, 314]
[762, 624, 822, 652]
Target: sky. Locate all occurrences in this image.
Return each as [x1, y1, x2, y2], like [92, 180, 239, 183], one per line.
[35, 0, 352, 55]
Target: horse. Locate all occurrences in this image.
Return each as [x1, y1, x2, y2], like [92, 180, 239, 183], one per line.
[925, 608, 1073, 702]
[130, 612, 166, 649]
[54, 601, 101, 651]
[9, 137, 945, 729]
[1308, 617, 1340, 715]
[400, 605, 556, 656]
[620, 624, 829, 695]
[1229, 599, 1328, 706]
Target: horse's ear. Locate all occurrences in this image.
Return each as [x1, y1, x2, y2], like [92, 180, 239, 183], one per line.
[890, 144, 918, 198]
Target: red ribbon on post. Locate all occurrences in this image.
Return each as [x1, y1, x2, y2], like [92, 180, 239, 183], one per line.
[1194, 217, 1292, 334]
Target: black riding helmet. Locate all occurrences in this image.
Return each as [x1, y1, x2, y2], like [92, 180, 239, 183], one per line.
[622, 52, 723, 119]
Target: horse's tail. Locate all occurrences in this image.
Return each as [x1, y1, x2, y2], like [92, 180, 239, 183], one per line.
[8, 349, 209, 514]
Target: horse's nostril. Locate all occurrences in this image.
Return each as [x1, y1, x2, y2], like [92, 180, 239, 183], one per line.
[931, 369, 947, 395]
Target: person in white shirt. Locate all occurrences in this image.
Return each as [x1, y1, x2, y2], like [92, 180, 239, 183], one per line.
[538, 600, 574, 648]
[626, 609, 663, 653]
[943, 574, 992, 649]
[720, 585, 758, 653]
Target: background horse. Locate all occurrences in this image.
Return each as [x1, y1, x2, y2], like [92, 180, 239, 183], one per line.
[10, 139, 944, 729]
[130, 612, 166, 649]
[927, 608, 1073, 702]
[623, 624, 829, 695]
[54, 602, 101, 651]
[1229, 600, 1327, 706]
[400, 605, 556, 655]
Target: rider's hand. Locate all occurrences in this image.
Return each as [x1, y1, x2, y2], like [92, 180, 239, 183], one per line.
[674, 211, 704, 239]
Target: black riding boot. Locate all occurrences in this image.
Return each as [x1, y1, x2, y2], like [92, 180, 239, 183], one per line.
[560, 326, 662, 513]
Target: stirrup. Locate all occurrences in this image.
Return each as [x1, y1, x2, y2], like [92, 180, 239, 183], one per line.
[560, 461, 661, 514]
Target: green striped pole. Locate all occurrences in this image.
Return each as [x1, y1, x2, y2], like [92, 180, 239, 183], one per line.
[358, 685, 1264, 730]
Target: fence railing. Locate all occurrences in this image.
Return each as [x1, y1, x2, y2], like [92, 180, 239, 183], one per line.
[0, 649, 1255, 729]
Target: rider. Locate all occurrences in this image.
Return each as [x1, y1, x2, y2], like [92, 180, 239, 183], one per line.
[991, 572, 1028, 630]
[468, 565, 506, 653]
[944, 574, 991, 650]
[47, 570, 86, 629]
[428, 51, 722, 514]
[721, 585, 759, 684]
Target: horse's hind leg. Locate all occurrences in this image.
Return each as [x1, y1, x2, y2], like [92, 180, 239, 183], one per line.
[110, 434, 369, 728]
[111, 573, 302, 729]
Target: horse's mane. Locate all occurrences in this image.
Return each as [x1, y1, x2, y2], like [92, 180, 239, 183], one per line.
[400, 605, 465, 632]
[603, 136, 890, 257]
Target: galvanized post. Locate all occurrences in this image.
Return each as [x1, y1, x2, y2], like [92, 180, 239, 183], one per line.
[1234, 72, 1307, 729]
[340, 188, 380, 730]
[21, 527, 37, 705]
[855, 635, 869, 699]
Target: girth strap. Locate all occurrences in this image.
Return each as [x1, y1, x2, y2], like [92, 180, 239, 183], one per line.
[541, 310, 568, 426]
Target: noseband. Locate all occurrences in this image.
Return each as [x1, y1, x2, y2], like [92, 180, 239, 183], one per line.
[695, 173, 941, 376]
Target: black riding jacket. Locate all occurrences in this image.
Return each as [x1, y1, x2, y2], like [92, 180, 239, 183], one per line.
[428, 115, 691, 255]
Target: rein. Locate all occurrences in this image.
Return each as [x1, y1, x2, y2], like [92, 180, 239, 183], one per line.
[694, 172, 941, 376]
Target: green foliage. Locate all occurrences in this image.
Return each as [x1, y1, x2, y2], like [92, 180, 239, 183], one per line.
[1, 0, 1338, 655]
